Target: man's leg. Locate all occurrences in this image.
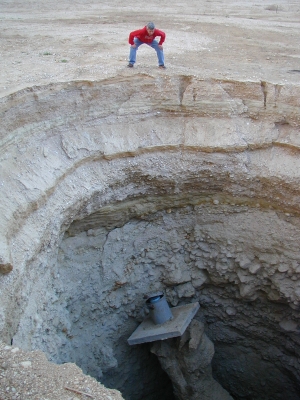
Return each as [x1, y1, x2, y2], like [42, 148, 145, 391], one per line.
[128, 38, 143, 65]
[149, 40, 165, 66]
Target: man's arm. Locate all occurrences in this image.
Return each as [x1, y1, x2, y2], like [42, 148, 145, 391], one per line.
[128, 29, 142, 45]
[155, 29, 166, 45]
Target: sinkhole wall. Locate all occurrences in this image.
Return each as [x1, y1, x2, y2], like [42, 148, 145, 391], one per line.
[1, 74, 300, 399]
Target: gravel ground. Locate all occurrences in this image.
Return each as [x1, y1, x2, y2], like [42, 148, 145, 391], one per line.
[0, 342, 123, 400]
[1, 0, 300, 99]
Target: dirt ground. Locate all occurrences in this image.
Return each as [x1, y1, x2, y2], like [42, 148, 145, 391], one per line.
[0, 342, 124, 400]
[1, 0, 300, 100]
[1, 1, 300, 399]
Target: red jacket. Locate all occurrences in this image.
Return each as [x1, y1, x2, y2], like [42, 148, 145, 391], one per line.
[128, 26, 166, 46]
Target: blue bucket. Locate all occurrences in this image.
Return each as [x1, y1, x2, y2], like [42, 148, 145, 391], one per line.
[149, 295, 161, 304]
[146, 292, 173, 325]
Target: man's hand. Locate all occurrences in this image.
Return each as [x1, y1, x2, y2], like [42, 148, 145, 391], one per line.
[158, 45, 163, 50]
[131, 44, 137, 48]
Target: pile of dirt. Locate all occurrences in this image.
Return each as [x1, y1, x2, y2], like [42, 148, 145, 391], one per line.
[0, 342, 123, 400]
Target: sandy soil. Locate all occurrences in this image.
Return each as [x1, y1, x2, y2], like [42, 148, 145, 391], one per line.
[0, 342, 124, 400]
[1, 0, 300, 99]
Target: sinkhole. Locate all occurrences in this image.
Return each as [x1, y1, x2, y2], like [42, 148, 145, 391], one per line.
[1, 75, 300, 399]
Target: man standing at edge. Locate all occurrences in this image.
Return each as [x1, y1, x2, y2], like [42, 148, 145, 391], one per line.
[128, 22, 166, 69]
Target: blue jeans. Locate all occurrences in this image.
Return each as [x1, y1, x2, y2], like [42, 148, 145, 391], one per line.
[129, 38, 165, 66]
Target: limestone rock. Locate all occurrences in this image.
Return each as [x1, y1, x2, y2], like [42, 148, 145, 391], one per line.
[151, 320, 233, 400]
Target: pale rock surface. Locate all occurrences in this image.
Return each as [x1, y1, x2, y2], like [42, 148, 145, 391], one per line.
[151, 320, 233, 400]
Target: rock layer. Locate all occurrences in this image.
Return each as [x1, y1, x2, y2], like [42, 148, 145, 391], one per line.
[1, 75, 300, 398]
[151, 320, 233, 400]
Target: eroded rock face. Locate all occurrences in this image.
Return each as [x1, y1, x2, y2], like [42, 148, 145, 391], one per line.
[18, 196, 299, 399]
[1, 75, 300, 399]
[151, 320, 233, 400]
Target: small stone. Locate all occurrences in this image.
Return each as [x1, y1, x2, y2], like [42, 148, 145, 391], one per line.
[20, 361, 32, 368]
[225, 307, 236, 316]
[11, 348, 19, 353]
[238, 255, 251, 269]
[0, 362, 9, 370]
[279, 319, 298, 332]
[0, 263, 13, 274]
[192, 270, 208, 288]
[176, 282, 195, 298]
[278, 265, 289, 273]
[249, 263, 261, 274]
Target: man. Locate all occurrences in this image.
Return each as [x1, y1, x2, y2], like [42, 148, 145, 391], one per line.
[128, 22, 166, 68]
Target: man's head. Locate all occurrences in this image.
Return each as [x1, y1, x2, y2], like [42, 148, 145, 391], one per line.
[146, 22, 155, 35]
